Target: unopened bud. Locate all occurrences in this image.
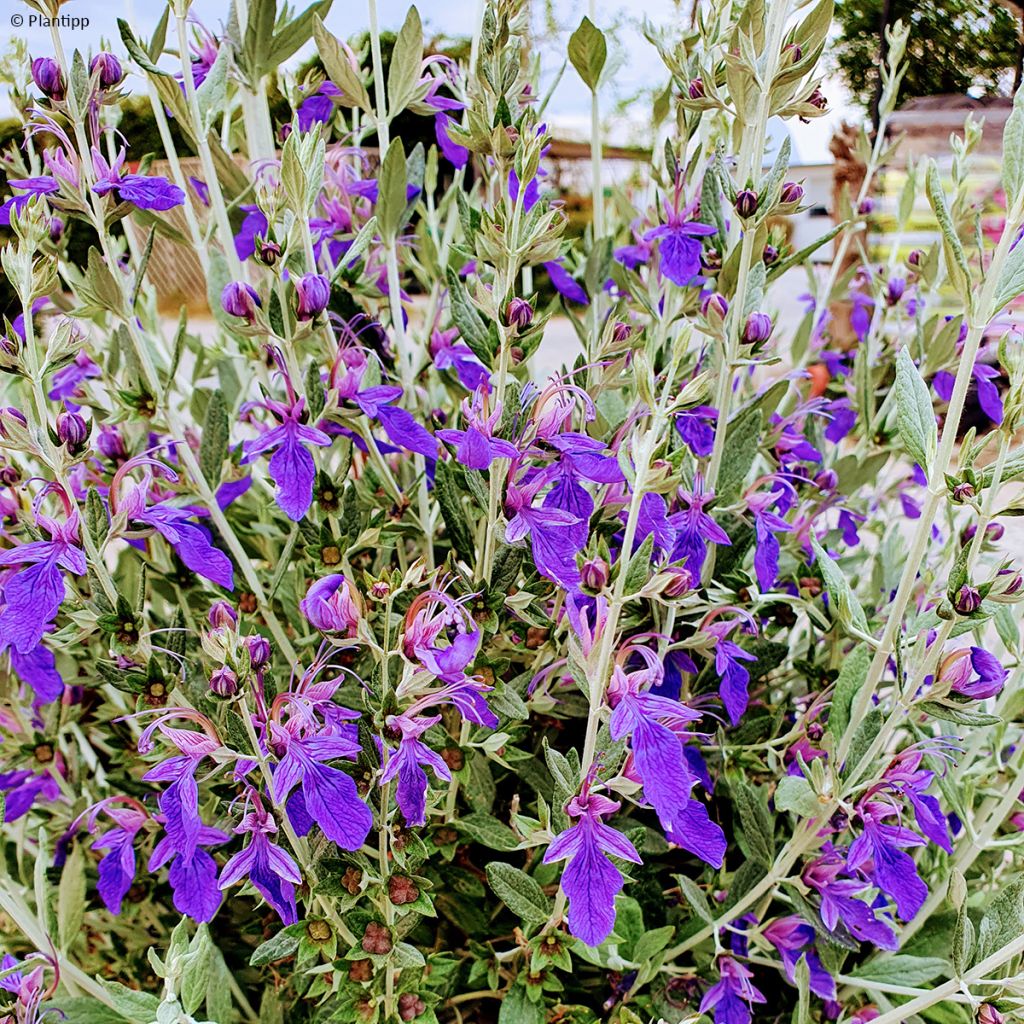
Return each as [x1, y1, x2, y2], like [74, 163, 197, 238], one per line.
[245, 634, 272, 667]
[209, 666, 239, 697]
[734, 189, 759, 219]
[611, 320, 632, 343]
[208, 600, 237, 630]
[295, 273, 331, 321]
[581, 558, 610, 591]
[221, 281, 262, 322]
[701, 293, 729, 321]
[31, 57, 65, 101]
[743, 312, 773, 344]
[662, 567, 694, 598]
[56, 410, 88, 453]
[977, 1005, 1004, 1024]
[505, 298, 534, 330]
[952, 481, 975, 503]
[687, 78, 705, 99]
[779, 181, 804, 206]
[90, 52, 124, 89]
[953, 584, 982, 616]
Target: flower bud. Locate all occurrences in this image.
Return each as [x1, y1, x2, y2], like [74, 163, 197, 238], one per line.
[56, 410, 88, 453]
[779, 181, 804, 206]
[32, 57, 66, 101]
[0, 408, 27, 439]
[90, 52, 124, 89]
[687, 78, 705, 99]
[952, 481, 975, 502]
[208, 600, 237, 630]
[295, 273, 331, 321]
[245, 634, 272, 668]
[783, 42, 803, 64]
[700, 248, 723, 272]
[977, 1005, 1005, 1024]
[398, 994, 425, 1021]
[300, 574, 361, 636]
[814, 469, 838, 492]
[661, 567, 694, 598]
[49, 216, 64, 243]
[611, 321, 633, 343]
[221, 281, 262, 322]
[209, 666, 239, 697]
[581, 557, 610, 591]
[857, 198, 875, 216]
[962, 522, 1004, 545]
[257, 239, 282, 267]
[953, 584, 981, 615]
[743, 312, 773, 345]
[701, 293, 729, 320]
[807, 87, 827, 110]
[907, 248, 924, 268]
[505, 297, 534, 330]
[989, 567, 1023, 602]
[734, 189, 759, 219]
[762, 244, 779, 265]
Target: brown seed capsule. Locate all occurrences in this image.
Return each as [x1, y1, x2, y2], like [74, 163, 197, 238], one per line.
[361, 921, 392, 955]
[388, 875, 420, 906]
[342, 867, 363, 895]
[240, 592, 258, 614]
[306, 920, 332, 943]
[526, 626, 549, 649]
[398, 994, 426, 1021]
[348, 959, 373, 983]
[322, 545, 342, 566]
[441, 747, 464, 772]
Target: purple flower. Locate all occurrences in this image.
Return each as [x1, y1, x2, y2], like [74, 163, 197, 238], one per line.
[676, 405, 718, 457]
[92, 148, 184, 211]
[972, 364, 1004, 424]
[699, 957, 767, 1024]
[824, 397, 856, 443]
[295, 273, 331, 321]
[48, 349, 101, 410]
[506, 472, 583, 590]
[847, 817, 928, 920]
[0, 768, 61, 821]
[806, 855, 899, 950]
[0, 488, 86, 654]
[544, 261, 589, 305]
[85, 800, 148, 914]
[111, 458, 234, 589]
[543, 790, 642, 947]
[672, 475, 731, 575]
[762, 916, 836, 1000]
[939, 646, 1007, 700]
[297, 80, 341, 131]
[0, 176, 60, 227]
[242, 395, 332, 521]
[747, 491, 789, 591]
[234, 206, 270, 261]
[300, 574, 361, 635]
[743, 312, 773, 344]
[435, 113, 469, 168]
[149, 825, 228, 922]
[10, 643, 64, 705]
[705, 620, 759, 726]
[380, 714, 451, 827]
[430, 328, 489, 390]
[437, 388, 519, 469]
[269, 716, 372, 850]
[644, 212, 716, 287]
[219, 800, 301, 924]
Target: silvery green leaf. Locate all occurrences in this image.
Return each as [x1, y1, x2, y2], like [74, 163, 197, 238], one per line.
[313, 16, 371, 112]
[991, 235, 1024, 314]
[96, 980, 161, 1024]
[847, 955, 950, 987]
[741, 260, 766, 319]
[387, 6, 424, 117]
[674, 874, 713, 922]
[457, 812, 520, 851]
[335, 216, 378, 273]
[1002, 83, 1024, 204]
[180, 926, 213, 1017]
[568, 16, 607, 92]
[810, 536, 869, 634]
[499, 984, 545, 1024]
[926, 161, 973, 305]
[377, 138, 408, 243]
[269, 0, 333, 68]
[733, 781, 774, 866]
[774, 776, 820, 818]
[119, 19, 171, 76]
[758, 135, 790, 214]
[894, 346, 937, 471]
[974, 875, 1024, 964]
[250, 928, 301, 967]
[486, 862, 552, 925]
[828, 643, 869, 738]
[199, 390, 229, 486]
[57, 842, 86, 953]
[196, 43, 231, 134]
[243, 0, 276, 79]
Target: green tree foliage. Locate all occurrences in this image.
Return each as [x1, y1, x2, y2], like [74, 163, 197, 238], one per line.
[834, 0, 1021, 109]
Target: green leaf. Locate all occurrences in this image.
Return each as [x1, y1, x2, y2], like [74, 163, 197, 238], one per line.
[894, 347, 937, 471]
[733, 781, 774, 866]
[485, 862, 552, 925]
[632, 924, 674, 964]
[774, 776, 820, 818]
[446, 268, 493, 365]
[195, 43, 231, 133]
[57, 843, 86, 953]
[843, 708, 882, 778]
[387, 6, 424, 116]
[377, 138, 408, 243]
[622, 532, 654, 593]
[250, 928, 301, 967]
[1002, 82, 1024, 205]
[811, 536, 869, 634]
[674, 874, 713, 923]
[848, 954, 950, 987]
[434, 461, 474, 561]
[926, 161, 972, 304]
[269, 0, 333, 68]
[119, 18, 169, 76]
[199, 389, 229, 487]
[86, 487, 109, 548]
[498, 983, 545, 1024]
[180, 925, 214, 1017]
[568, 17, 607, 92]
[313, 16, 371, 112]
[94, 981, 160, 1024]
[457, 812, 520, 851]
[49, 999, 130, 1024]
[829, 643, 870, 737]
[992, 235, 1024, 314]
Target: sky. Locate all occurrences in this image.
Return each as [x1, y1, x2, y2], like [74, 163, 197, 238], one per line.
[1, 0, 857, 163]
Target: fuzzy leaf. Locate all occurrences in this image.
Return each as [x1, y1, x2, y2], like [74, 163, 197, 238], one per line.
[486, 862, 552, 925]
[894, 347, 937, 472]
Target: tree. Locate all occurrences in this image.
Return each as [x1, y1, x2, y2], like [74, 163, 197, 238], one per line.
[833, 0, 1021, 110]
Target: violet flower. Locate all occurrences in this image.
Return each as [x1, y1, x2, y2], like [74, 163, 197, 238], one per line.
[672, 475, 731, 576]
[762, 916, 836, 999]
[505, 470, 583, 590]
[299, 574, 361, 635]
[698, 956, 767, 1024]
[437, 387, 518, 469]
[92, 148, 184, 211]
[219, 797, 302, 924]
[543, 261, 589, 305]
[269, 711, 372, 850]
[84, 799, 149, 914]
[242, 393, 332, 521]
[48, 349, 101, 410]
[380, 714, 451, 826]
[543, 788, 642, 947]
[149, 824, 229, 923]
[643, 195, 716, 287]
[430, 327, 489, 390]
